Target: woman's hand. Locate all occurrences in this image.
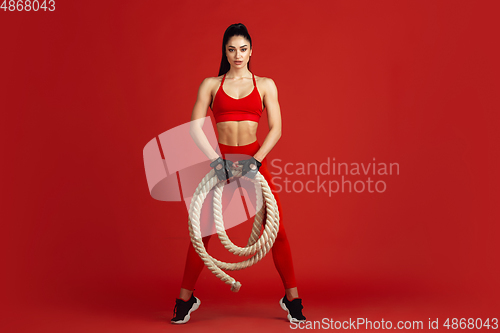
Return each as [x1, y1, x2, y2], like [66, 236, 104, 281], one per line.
[236, 157, 262, 179]
[210, 157, 234, 181]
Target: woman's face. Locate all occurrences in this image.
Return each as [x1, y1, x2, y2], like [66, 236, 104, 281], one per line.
[225, 35, 252, 69]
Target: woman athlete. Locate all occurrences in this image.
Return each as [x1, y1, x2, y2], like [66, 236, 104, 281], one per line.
[171, 23, 306, 324]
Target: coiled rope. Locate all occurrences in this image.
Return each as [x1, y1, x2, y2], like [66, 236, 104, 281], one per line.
[187, 164, 280, 292]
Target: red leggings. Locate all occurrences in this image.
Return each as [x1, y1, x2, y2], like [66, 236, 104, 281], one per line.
[180, 140, 297, 290]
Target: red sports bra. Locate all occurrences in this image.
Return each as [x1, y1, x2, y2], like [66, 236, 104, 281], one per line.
[211, 72, 263, 124]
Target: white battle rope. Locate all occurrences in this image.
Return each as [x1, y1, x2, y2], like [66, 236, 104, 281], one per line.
[187, 165, 280, 292]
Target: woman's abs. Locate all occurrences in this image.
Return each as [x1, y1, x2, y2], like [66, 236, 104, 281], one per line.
[217, 121, 258, 146]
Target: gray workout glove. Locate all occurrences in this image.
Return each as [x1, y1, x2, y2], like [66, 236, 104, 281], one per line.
[209, 157, 234, 181]
[238, 157, 262, 179]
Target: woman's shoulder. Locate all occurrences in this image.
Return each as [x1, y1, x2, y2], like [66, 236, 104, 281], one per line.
[254, 74, 270, 82]
[254, 75, 277, 95]
[198, 75, 224, 92]
[254, 74, 276, 86]
[201, 75, 223, 84]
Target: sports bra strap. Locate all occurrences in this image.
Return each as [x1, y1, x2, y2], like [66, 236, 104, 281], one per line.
[221, 73, 226, 86]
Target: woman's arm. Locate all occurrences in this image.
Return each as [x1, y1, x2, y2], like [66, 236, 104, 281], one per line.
[253, 78, 282, 162]
[189, 77, 220, 162]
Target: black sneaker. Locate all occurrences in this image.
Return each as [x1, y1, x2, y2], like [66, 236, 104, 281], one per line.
[279, 295, 306, 323]
[171, 293, 201, 324]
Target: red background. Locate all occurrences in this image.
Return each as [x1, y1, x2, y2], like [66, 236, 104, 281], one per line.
[1, 1, 499, 332]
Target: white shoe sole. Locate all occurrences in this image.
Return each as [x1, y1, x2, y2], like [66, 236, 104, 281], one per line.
[279, 298, 305, 323]
[171, 297, 201, 324]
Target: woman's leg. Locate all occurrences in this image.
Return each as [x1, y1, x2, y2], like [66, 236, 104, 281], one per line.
[178, 234, 211, 300]
[178, 173, 236, 298]
[259, 162, 300, 299]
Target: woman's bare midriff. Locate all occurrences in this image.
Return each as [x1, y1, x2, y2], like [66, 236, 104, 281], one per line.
[217, 121, 258, 146]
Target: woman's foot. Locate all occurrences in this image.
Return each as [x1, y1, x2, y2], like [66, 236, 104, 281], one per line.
[279, 295, 306, 323]
[171, 293, 201, 324]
